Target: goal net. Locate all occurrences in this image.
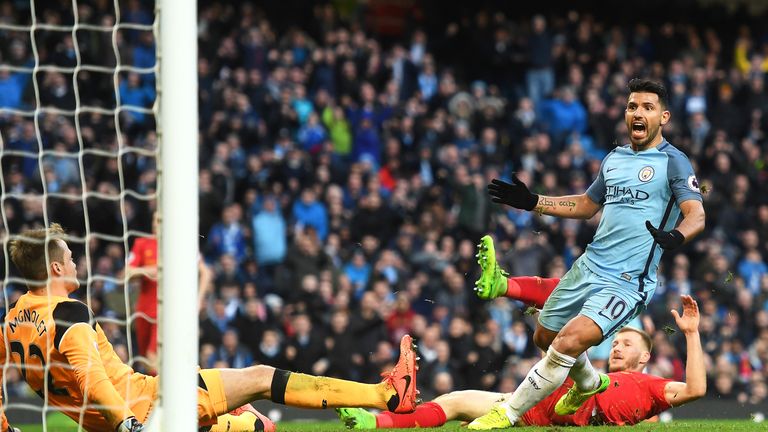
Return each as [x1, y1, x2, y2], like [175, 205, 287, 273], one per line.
[0, 0, 197, 430]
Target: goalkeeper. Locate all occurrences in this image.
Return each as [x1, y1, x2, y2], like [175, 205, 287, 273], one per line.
[1, 223, 419, 432]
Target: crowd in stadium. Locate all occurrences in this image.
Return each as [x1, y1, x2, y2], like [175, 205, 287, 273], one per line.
[1, 0, 767, 410]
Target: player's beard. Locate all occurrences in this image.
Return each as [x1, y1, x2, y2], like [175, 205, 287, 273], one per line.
[609, 357, 640, 373]
[629, 122, 660, 150]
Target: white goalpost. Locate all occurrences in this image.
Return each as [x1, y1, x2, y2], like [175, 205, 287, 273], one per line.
[156, 0, 198, 430]
[0, 0, 199, 430]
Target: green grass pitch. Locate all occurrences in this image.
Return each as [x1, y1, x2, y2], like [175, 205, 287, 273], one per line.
[15, 413, 766, 431]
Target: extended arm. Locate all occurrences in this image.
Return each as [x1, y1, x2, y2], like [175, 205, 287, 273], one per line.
[663, 295, 706, 406]
[125, 240, 157, 281]
[487, 176, 601, 220]
[54, 302, 137, 430]
[60, 324, 137, 428]
[534, 194, 601, 220]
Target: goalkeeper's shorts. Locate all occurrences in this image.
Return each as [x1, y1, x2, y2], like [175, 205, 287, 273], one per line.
[137, 368, 228, 427]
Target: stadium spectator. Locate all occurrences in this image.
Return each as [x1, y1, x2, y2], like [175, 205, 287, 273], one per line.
[252, 194, 287, 268]
[4, 0, 768, 416]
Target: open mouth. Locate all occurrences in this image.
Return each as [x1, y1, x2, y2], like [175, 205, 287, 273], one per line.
[632, 121, 646, 133]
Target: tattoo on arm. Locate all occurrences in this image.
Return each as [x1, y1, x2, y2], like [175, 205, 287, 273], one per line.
[535, 197, 577, 215]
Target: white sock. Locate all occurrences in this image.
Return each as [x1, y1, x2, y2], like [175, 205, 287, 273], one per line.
[569, 352, 601, 391]
[501, 346, 575, 423]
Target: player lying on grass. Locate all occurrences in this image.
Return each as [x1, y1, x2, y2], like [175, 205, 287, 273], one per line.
[1, 224, 418, 432]
[337, 294, 704, 428]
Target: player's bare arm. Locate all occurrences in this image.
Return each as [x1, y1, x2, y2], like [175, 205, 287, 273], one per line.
[487, 175, 600, 219]
[674, 200, 706, 243]
[125, 263, 158, 280]
[663, 295, 706, 406]
[646, 199, 705, 250]
[533, 193, 601, 220]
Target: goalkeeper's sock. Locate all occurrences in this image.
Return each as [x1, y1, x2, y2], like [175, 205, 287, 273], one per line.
[500, 346, 575, 423]
[569, 352, 601, 391]
[270, 370, 388, 409]
[506, 277, 559, 308]
[376, 402, 447, 428]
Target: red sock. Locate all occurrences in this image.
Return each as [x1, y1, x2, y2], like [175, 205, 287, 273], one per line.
[505, 277, 560, 308]
[376, 402, 448, 428]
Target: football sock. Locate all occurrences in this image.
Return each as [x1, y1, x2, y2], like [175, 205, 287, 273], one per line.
[500, 347, 575, 423]
[270, 369, 388, 409]
[506, 277, 559, 308]
[376, 402, 447, 428]
[569, 352, 601, 391]
[208, 413, 262, 432]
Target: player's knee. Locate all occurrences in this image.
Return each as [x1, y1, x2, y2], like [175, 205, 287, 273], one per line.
[432, 390, 464, 407]
[246, 364, 274, 377]
[432, 390, 485, 420]
[551, 332, 590, 358]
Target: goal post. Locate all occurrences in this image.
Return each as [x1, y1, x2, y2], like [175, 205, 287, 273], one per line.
[157, 0, 199, 430]
[0, 0, 199, 429]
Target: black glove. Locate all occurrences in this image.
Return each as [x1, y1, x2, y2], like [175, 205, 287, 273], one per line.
[116, 417, 144, 432]
[6, 425, 21, 432]
[487, 175, 539, 211]
[645, 221, 685, 250]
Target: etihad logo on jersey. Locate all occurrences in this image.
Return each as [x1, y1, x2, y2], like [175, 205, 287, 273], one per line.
[605, 185, 650, 204]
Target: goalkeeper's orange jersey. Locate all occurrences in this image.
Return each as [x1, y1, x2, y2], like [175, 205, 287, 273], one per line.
[0, 293, 156, 431]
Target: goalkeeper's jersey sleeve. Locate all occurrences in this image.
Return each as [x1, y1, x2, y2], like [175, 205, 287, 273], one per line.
[1, 293, 153, 431]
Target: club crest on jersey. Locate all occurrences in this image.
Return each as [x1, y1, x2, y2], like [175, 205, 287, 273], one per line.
[687, 175, 700, 192]
[638, 166, 654, 182]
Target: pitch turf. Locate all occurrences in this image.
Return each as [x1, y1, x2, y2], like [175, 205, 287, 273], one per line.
[16, 416, 765, 431]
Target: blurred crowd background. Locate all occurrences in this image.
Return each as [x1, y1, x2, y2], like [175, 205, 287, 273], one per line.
[1, 0, 767, 408]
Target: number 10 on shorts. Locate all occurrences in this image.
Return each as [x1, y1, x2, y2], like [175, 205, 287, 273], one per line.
[599, 295, 628, 320]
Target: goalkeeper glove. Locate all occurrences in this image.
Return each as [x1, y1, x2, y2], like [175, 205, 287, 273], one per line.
[116, 417, 144, 432]
[487, 175, 539, 211]
[6, 425, 21, 432]
[645, 221, 685, 250]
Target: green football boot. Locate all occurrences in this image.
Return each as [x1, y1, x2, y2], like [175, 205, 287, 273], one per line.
[467, 403, 514, 430]
[336, 408, 376, 430]
[554, 373, 610, 415]
[474, 235, 509, 300]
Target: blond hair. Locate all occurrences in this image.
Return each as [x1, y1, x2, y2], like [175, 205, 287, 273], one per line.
[9, 223, 67, 283]
[617, 326, 653, 351]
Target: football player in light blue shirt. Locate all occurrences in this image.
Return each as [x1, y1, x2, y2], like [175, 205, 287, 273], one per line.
[468, 79, 706, 430]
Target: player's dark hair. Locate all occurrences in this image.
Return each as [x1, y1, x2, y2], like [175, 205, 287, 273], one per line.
[617, 326, 653, 351]
[9, 223, 67, 284]
[628, 78, 669, 109]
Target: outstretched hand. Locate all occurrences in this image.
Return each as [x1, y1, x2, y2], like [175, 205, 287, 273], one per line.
[671, 295, 700, 334]
[487, 175, 539, 211]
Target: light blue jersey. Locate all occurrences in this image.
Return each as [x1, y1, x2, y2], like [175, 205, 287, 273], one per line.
[584, 140, 702, 292]
[538, 139, 702, 340]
